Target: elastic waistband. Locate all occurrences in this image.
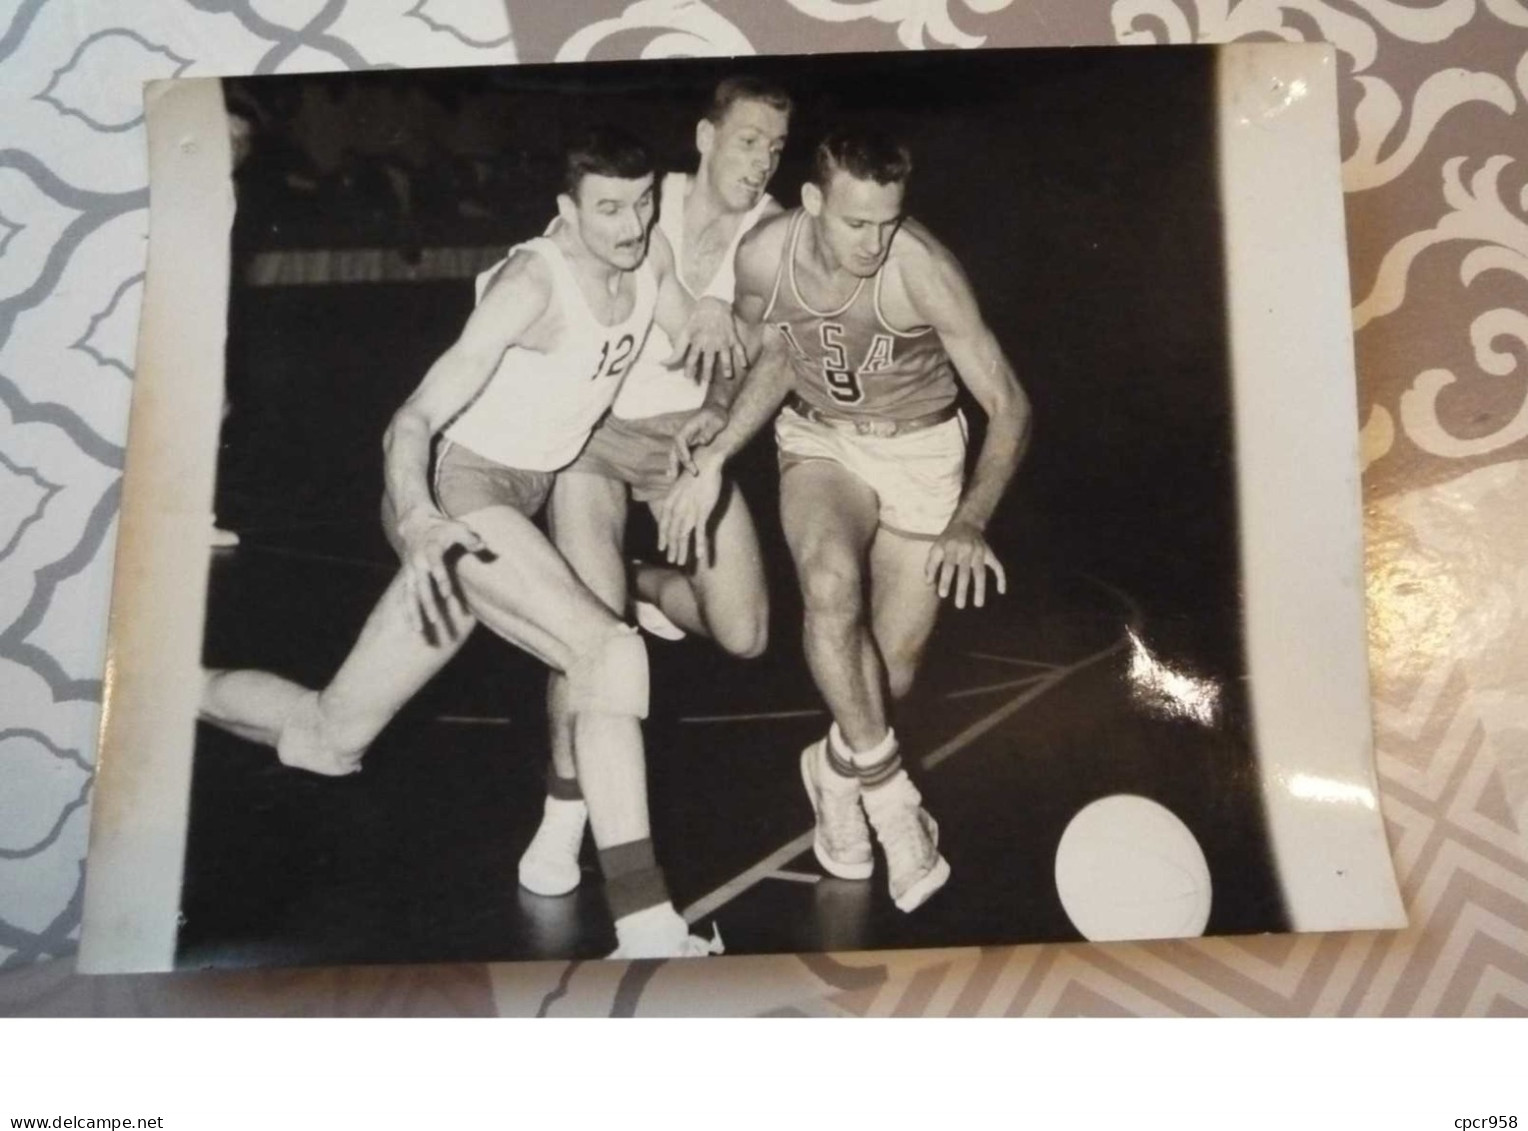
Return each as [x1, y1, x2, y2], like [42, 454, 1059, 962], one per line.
[785, 395, 957, 438]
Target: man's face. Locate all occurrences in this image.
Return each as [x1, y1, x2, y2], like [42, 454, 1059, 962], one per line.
[570, 172, 657, 270]
[700, 98, 789, 211]
[810, 170, 905, 278]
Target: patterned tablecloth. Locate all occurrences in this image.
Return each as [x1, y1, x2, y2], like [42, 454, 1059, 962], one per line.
[2, 0, 1525, 1017]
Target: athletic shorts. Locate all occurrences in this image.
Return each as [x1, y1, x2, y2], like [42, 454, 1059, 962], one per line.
[564, 410, 690, 503]
[432, 439, 555, 519]
[774, 404, 967, 540]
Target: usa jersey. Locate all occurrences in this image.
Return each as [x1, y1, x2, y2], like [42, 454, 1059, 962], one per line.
[762, 210, 957, 422]
[444, 236, 657, 471]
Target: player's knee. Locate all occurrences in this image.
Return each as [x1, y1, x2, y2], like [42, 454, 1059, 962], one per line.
[713, 605, 769, 660]
[884, 638, 929, 701]
[886, 660, 919, 702]
[798, 559, 862, 620]
[566, 625, 650, 719]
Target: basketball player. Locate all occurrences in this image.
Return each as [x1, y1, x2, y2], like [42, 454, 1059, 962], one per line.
[517, 76, 791, 898]
[657, 129, 1031, 912]
[200, 127, 721, 959]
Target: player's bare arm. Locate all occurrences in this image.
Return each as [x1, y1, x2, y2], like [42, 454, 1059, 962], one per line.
[657, 329, 792, 568]
[672, 193, 787, 384]
[648, 224, 747, 389]
[892, 223, 1032, 609]
[664, 212, 789, 478]
[649, 223, 737, 396]
[659, 189, 767, 386]
[657, 218, 798, 565]
[641, 221, 738, 387]
[668, 299, 744, 386]
[665, 365, 731, 479]
[382, 250, 553, 635]
[647, 226, 687, 342]
[664, 309, 770, 478]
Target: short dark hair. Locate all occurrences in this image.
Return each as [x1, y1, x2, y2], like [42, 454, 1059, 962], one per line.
[811, 129, 913, 190]
[705, 76, 793, 125]
[563, 126, 654, 198]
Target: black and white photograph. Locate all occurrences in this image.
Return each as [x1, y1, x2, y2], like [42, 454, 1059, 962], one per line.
[79, 43, 1404, 973]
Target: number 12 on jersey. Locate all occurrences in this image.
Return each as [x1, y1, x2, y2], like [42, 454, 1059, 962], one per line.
[590, 333, 636, 382]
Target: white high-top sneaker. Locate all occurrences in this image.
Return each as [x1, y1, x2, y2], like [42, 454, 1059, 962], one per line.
[862, 771, 950, 913]
[608, 903, 724, 960]
[516, 796, 588, 897]
[800, 740, 873, 880]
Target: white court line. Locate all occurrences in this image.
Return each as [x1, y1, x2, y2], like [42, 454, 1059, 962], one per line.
[444, 709, 827, 727]
[681, 631, 1129, 925]
[236, 517, 372, 533]
[943, 675, 1047, 700]
[965, 651, 1061, 671]
[684, 834, 815, 923]
[922, 639, 1122, 770]
[680, 708, 827, 723]
[243, 542, 393, 574]
[769, 870, 822, 885]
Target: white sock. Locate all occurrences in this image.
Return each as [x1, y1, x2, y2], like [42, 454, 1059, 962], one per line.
[543, 796, 586, 818]
[830, 723, 897, 768]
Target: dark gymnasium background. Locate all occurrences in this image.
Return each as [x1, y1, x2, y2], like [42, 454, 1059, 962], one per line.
[181, 48, 1290, 968]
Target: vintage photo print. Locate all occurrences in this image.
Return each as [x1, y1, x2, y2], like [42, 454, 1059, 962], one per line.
[81, 44, 1405, 972]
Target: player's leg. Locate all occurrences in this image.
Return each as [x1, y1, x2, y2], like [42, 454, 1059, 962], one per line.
[518, 472, 630, 897]
[450, 502, 715, 957]
[636, 479, 769, 659]
[781, 460, 891, 747]
[449, 502, 642, 829]
[868, 528, 943, 703]
[867, 415, 968, 703]
[855, 525, 950, 911]
[840, 421, 969, 911]
[199, 571, 474, 776]
[201, 669, 304, 747]
[547, 472, 631, 782]
[779, 412, 956, 910]
[780, 459, 883, 882]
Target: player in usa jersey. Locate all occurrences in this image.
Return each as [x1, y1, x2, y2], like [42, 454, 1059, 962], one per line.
[199, 128, 723, 959]
[516, 76, 790, 899]
[658, 129, 1032, 912]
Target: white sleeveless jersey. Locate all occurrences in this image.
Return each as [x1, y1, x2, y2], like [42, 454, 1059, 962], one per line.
[611, 172, 775, 420]
[444, 236, 657, 471]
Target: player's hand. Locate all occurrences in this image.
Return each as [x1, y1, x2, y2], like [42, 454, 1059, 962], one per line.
[664, 297, 748, 386]
[395, 507, 484, 639]
[655, 456, 724, 568]
[925, 519, 1007, 609]
[667, 405, 728, 478]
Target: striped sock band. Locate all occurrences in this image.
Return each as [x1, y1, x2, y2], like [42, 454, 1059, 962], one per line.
[823, 731, 859, 781]
[831, 723, 903, 789]
[856, 751, 904, 789]
[545, 764, 583, 802]
[598, 837, 670, 922]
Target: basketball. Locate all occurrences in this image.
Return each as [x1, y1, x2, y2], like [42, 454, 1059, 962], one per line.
[1054, 794, 1213, 942]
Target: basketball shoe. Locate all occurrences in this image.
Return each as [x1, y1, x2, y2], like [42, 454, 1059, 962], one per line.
[608, 904, 724, 960]
[517, 796, 587, 897]
[800, 740, 874, 880]
[862, 771, 950, 912]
